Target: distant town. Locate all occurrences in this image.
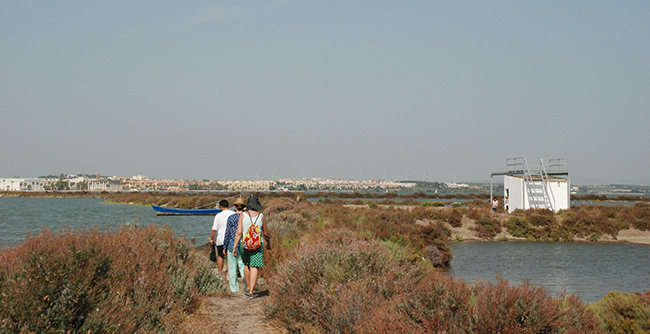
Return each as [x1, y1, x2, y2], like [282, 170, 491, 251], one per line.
[1, 174, 648, 196]
[0, 173, 482, 193]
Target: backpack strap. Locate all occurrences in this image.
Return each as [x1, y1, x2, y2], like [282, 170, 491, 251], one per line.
[247, 211, 261, 226]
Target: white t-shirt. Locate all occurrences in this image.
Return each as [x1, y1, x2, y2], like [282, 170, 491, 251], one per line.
[212, 209, 235, 246]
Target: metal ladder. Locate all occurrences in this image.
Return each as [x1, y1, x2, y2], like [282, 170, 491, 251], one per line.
[523, 159, 554, 210]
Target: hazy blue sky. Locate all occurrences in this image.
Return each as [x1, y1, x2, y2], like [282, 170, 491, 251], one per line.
[2, 1, 649, 185]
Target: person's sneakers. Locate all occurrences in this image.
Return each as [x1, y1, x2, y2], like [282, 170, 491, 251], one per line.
[248, 293, 257, 299]
[244, 289, 250, 295]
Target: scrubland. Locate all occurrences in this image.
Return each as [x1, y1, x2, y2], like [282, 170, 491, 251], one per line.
[0, 226, 224, 333]
[2, 193, 649, 333]
[260, 198, 640, 333]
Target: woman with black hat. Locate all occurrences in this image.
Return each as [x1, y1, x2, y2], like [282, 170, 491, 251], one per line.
[233, 196, 271, 299]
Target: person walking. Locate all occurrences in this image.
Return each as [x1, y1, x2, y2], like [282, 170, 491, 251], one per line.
[492, 197, 499, 213]
[210, 199, 235, 275]
[233, 196, 271, 299]
[222, 197, 247, 293]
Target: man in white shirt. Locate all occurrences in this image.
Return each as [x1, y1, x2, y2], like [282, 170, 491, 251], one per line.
[211, 199, 235, 274]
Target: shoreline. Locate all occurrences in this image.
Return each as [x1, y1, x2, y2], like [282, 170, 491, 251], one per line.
[444, 219, 650, 245]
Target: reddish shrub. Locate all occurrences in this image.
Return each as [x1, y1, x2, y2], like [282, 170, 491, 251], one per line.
[528, 214, 556, 227]
[0, 226, 222, 333]
[264, 231, 426, 333]
[473, 277, 603, 333]
[473, 217, 502, 239]
[466, 207, 487, 220]
[357, 272, 473, 333]
[446, 208, 463, 227]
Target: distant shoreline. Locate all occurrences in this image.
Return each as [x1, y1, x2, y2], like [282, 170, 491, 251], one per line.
[5, 191, 649, 245]
[2, 190, 649, 202]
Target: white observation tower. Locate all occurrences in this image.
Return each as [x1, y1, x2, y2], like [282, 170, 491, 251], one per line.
[491, 157, 570, 213]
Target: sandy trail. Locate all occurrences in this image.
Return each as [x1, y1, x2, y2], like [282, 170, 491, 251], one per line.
[200, 272, 285, 334]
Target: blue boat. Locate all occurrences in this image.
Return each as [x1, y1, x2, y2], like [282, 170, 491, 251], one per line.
[151, 204, 222, 216]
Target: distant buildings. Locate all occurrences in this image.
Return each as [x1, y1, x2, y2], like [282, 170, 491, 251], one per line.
[0, 175, 420, 192]
[88, 178, 123, 192]
[0, 178, 45, 191]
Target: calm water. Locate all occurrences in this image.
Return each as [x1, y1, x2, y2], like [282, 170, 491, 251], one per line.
[2, 197, 649, 303]
[0, 197, 214, 247]
[446, 242, 650, 303]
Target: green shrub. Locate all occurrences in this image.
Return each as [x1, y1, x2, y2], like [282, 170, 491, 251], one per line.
[590, 291, 650, 333]
[505, 217, 539, 239]
[421, 201, 445, 207]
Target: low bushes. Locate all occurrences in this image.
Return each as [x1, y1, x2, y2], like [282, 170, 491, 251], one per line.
[357, 272, 474, 333]
[590, 291, 650, 334]
[264, 199, 454, 268]
[265, 230, 426, 333]
[0, 226, 223, 333]
[496, 205, 650, 242]
[266, 231, 604, 333]
[473, 217, 502, 239]
[471, 278, 602, 333]
[445, 208, 464, 227]
[616, 203, 650, 231]
[560, 206, 622, 239]
[505, 216, 538, 239]
[504, 215, 575, 242]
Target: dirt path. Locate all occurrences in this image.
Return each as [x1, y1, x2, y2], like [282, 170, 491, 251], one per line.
[199, 272, 285, 334]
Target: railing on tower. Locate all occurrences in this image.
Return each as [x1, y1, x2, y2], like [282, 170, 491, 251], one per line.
[491, 157, 569, 212]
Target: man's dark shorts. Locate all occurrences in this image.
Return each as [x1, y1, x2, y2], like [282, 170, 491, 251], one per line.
[217, 245, 226, 259]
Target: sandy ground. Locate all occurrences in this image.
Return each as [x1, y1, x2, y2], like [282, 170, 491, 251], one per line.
[606, 228, 650, 244]
[181, 243, 286, 334]
[180, 269, 286, 334]
[204, 276, 282, 334]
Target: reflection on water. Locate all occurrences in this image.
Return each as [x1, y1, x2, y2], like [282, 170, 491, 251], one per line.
[446, 242, 650, 303]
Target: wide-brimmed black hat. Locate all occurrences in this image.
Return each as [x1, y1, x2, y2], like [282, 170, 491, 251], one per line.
[247, 196, 263, 211]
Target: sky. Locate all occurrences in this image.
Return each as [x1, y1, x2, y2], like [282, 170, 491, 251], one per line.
[1, 1, 649, 185]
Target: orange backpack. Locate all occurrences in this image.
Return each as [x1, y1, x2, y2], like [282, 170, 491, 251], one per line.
[242, 213, 262, 251]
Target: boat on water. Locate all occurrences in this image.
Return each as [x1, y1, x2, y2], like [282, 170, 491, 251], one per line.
[151, 205, 222, 216]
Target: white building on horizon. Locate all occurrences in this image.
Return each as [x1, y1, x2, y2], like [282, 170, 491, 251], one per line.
[88, 178, 123, 192]
[1, 178, 45, 191]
